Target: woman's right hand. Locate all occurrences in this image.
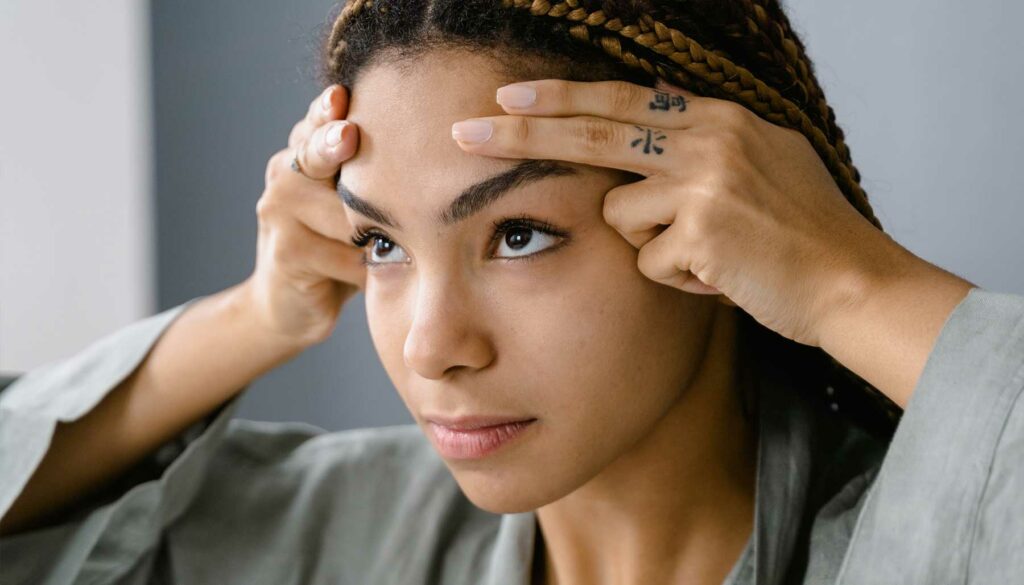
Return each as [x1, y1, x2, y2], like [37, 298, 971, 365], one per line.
[242, 84, 365, 347]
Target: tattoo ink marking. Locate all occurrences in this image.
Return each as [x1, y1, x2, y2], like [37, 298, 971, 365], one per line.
[631, 126, 667, 155]
[649, 91, 687, 112]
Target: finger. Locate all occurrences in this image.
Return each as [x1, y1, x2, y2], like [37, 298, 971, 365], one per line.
[293, 120, 359, 182]
[305, 85, 349, 133]
[494, 78, 723, 130]
[289, 84, 350, 148]
[288, 184, 357, 244]
[452, 114, 694, 177]
[635, 220, 719, 295]
[290, 220, 367, 289]
[602, 180, 679, 248]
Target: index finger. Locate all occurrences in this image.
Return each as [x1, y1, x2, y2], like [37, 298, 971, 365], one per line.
[310, 84, 350, 127]
[494, 78, 717, 130]
[289, 84, 351, 148]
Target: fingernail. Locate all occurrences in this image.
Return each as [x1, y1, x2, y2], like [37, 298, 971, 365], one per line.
[496, 84, 536, 108]
[325, 121, 346, 146]
[321, 86, 335, 111]
[451, 120, 493, 143]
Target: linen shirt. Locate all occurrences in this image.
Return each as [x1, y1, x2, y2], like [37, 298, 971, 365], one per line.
[1, 286, 1023, 584]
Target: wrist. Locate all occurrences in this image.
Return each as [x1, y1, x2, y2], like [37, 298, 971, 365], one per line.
[223, 279, 315, 356]
[815, 230, 914, 350]
[816, 232, 975, 407]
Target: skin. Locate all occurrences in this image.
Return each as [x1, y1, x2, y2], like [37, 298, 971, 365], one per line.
[338, 49, 758, 585]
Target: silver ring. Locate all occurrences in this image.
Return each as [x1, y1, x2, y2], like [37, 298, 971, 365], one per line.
[289, 145, 311, 179]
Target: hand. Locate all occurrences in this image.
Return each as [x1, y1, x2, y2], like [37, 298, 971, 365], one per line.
[244, 84, 366, 347]
[449, 77, 918, 348]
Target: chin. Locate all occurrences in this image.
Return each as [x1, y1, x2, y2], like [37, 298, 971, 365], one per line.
[448, 468, 575, 514]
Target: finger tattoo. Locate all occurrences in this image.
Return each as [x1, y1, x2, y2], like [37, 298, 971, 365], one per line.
[631, 126, 667, 155]
[648, 91, 687, 112]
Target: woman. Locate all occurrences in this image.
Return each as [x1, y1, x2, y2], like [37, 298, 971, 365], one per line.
[1, 1, 1022, 583]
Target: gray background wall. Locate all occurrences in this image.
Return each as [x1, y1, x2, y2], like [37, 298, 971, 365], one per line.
[150, 0, 410, 431]
[1, 1, 153, 373]
[148, 0, 1022, 431]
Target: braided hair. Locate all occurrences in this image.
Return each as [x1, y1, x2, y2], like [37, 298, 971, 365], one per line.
[316, 0, 903, 441]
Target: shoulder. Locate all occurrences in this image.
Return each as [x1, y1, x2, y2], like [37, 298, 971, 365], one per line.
[167, 419, 494, 580]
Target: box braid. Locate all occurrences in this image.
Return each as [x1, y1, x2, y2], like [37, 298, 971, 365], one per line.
[317, 0, 903, 441]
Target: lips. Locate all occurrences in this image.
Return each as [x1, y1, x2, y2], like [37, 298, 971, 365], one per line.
[424, 414, 537, 431]
[428, 418, 536, 459]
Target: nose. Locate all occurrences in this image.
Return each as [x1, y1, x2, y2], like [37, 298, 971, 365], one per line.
[403, 275, 495, 380]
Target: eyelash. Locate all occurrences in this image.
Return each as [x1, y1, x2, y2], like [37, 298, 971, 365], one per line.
[349, 215, 570, 268]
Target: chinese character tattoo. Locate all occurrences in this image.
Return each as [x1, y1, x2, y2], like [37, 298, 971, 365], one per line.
[631, 126, 667, 155]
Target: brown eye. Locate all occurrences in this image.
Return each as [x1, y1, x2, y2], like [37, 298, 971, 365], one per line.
[504, 227, 533, 250]
[350, 228, 410, 267]
[367, 236, 409, 265]
[493, 225, 560, 259]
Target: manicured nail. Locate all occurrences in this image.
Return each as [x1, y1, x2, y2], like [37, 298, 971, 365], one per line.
[321, 86, 335, 111]
[451, 120, 493, 143]
[325, 121, 346, 146]
[496, 84, 537, 108]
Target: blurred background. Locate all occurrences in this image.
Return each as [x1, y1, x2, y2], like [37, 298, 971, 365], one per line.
[1, 1, 1021, 431]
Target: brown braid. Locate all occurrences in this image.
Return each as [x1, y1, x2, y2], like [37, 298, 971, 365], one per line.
[317, 0, 905, 440]
[325, 0, 374, 75]
[736, 0, 861, 183]
[499, 0, 882, 233]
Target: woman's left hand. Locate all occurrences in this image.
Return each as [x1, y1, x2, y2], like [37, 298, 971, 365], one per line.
[451, 77, 905, 348]
[451, 77, 976, 407]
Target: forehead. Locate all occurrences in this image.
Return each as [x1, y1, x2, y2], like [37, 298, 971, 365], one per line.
[339, 49, 522, 205]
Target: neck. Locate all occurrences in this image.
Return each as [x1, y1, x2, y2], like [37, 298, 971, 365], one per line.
[534, 304, 758, 585]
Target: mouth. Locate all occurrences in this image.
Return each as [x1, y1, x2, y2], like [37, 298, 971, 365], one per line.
[425, 416, 538, 460]
[424, 413, 537, 430]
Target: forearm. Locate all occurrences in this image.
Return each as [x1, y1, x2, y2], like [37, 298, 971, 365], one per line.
[818, 236, 976, 409]
[1, 280, 309, 535]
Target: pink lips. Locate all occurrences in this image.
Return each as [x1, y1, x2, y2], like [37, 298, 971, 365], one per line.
[427, 417, 537, 459]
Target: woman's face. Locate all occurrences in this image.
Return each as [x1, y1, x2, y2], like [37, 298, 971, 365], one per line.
[339, 49, 719, 513]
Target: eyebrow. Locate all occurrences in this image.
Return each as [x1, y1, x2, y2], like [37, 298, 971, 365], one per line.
[337, 159, 580, 229]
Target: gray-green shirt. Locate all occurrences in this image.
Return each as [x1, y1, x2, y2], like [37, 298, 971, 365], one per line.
[2, 286, 1023, 584]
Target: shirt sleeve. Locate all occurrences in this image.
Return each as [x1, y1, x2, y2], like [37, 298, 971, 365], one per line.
[0, 295, 246, 585]
[835, 286, 1024, 584]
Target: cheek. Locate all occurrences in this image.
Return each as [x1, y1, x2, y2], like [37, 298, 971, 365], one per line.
[532, 243, 710, 460]
[505, 229, 710, 420]
[364, 282, 411, 383]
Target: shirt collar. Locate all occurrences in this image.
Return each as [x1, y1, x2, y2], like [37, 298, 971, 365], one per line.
[482, 354, 820, 585]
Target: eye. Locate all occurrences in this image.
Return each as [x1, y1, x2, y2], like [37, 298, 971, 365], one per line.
[490, 217, 568, 261]
[349, 216, 570, 268]
[350, 228, 409, 266]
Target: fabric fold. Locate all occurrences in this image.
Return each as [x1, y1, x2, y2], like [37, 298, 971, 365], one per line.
[836, 287, 1024, 584]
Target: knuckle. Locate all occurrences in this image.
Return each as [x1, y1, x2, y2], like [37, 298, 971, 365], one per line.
[717, 100, 749, 123]
[574, 118, 618, 154]
[713, 128, 745, 159]
[265, 152, 282, 184]
[305, 95, 323, 124]
[635, 242, 660, 278]
[265, 148, 292, 184]
[255, 193, 278, 220]
[609, 81, 645, 114]
[602, 193, 620, 227]
[602, 187, 628, 227]
[509, 116, 532, 143]
[683, 185, 716, 236]
[551, 80, 574, 109]
[288, 121, 306, 148]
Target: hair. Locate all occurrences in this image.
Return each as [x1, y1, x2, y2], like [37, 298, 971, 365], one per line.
[315, 0, 903, 441]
